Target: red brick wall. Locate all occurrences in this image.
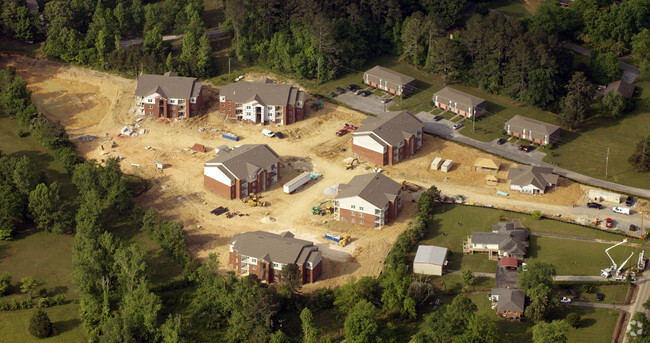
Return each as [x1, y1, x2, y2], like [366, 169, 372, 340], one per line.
[310, 260, 322, 283]
[204, 174, 235, 199]
[339, 208, 375, 228]
[220, 99, 237, 118]
[352, 143, 386, 166]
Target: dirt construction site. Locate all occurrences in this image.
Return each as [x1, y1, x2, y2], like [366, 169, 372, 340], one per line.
[4, 55, 649, 290]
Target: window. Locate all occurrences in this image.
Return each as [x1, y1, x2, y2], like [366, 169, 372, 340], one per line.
[358, 213, 364, 218]
[341, 217, 347, 221]
[359, 206, 364, 211]
[251, 258, 257, 263]
[350, 211, 355, 216]
[148, 111, 152, 116]
[251, 265, 256, 270]
[171, 106, 176, 110]
[274, 277, 279, 282]
[375, 209, 381, 214]
[350, 205, 355, 209]
[147, 105, 153, 109]
[273, 263, 280, 269]
[268, 106, 273, 110]
[246, 105, 252, 109]
[350, 218, 355, 223]
[228, 108, 231, 112]
[359, 220, 363, 224]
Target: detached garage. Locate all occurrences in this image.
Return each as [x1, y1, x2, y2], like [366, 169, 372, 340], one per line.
[413, 245, 448, 276]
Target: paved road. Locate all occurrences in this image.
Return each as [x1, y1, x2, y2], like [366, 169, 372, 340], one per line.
[415, 111, 650, 200]
[566, 42, 639, 83]
[623, 271, 650, 343]
[568, 301, 632, 312]
[119, 28, 225, 49]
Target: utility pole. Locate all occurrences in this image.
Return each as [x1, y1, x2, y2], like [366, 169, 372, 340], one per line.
[606, 147, 610, 178]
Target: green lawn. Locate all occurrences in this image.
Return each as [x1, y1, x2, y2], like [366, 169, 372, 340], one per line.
[0, 303, 86, 343]
[488, 0, 534, 18]
[558, 284, 630, 305]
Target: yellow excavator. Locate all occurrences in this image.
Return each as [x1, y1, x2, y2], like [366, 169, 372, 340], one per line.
[346, 158, 359, 170]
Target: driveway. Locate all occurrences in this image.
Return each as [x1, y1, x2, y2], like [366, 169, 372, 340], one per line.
[623, 271, 650, 343]
[119, 28, 225, 49]
[415, 111, 650, 200]
[565, 42, 638, 83]
[568, 301, 632, 312]
[335, 90, 391, 115]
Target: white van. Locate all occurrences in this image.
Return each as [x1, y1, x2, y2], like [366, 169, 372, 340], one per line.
[262, 129, 275, 137]
[612, 206, 630, 215]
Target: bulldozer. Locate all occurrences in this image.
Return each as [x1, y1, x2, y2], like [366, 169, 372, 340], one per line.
[346, 158, 359, 170]
[242, 193, 262, 203]
[248, 200, 267, 207]
[312, 200, 334, 215]
[325, 232, 351, 247]
[401, 181, 421, 192]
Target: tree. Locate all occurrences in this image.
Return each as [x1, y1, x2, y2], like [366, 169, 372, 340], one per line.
[300, 308, 319, 343]
[13, 156, 37, 194]
[525, 284, 558, 322]
[280, 263, 302, 296]
[560, 72, 593, 130]
[142, 24, 164, 56]
[518, 261, 557, 292]
[524, 69, 557, 109]
[565, 312, 581, 328]
[29, 309, 53, 338]
[532, 320, 569, 343]
[426, 37, 464, 85]
[629, 135, 650, 172]
[590, 51, 622, 84]
[0, 272, 11, 295]
[160, 314, 183, 343]
[344, 300, 379, 343]
[457, 313, 498, 343]
[29, 182, 70, 233]
[627, 312, 650, 341]
[21, 276, 37, 297]
[531, 210, 543, 220]
[269, 330, 290, 343]
[443, 294, 477, 336]
[114, 244, 147, 293]
[602, 91, 625, 119]
[417, 186, 441, 216]
[461, 270, 475, 289]
[632, 29, 650, 60]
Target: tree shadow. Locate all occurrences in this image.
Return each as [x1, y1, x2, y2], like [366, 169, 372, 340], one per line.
[54, 318, 82, 335]
[579, 318, 597, 328]
[49, 285, 68, 297]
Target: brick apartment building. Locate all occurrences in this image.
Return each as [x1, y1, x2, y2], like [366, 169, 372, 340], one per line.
[334, 173, 402, 229]
[229, 231, 322, 284]
[363, 66, 416, 96]
[134, 72, 203, 119]
[204, 144, 280, 199]
[219, 79, 306, 125]
[352, 111, 423, 166]
[432, 86, 486, 118]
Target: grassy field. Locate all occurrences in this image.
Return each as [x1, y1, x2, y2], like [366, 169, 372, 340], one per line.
[558, 284, 630, 305]
[488, 0, 535, 18]
[0, 303, 86, 343]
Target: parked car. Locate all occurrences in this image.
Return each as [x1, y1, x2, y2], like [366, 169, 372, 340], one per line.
[354, 89, 364, 95]
[359, 90, 371, 97]
[262, 129, 275, 138]
[606, 218, 613, 228]
[596, 293, 604, 301]
[496, 138, 507, 145]
[275, 132, 285, 139]
[347, 84, 359, 91]
[452, 123, 463, 130]
[518, 145, 534, 152]
[630, 224, 638, 231]
[613, 207, 631, 215]
[433, 115, 443, 121]
[336, 87, 346, 94]
[336, 129, 348, 136]
[328, 92, 336, 98]
[344, 123, 358, 131]
[587, 202, 604, 209]
[560, 297, 572, 304]
[626, 196, 634, 206]
[380, 98, 391, 104]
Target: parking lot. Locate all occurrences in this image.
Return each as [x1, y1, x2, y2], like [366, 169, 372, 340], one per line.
[333, 88, 393, 115]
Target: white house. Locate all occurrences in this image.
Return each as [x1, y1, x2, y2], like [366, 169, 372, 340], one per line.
[507, 165, 558, 195]
[334, 173, 402, 228]
[413, 245, 448, 276]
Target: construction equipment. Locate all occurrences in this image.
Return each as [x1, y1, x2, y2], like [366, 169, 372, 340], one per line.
[593, 216, 600, 226]
[601, 239, 628, 278]
[312, 200, 334, 215]
[637, 250, 646, 271]
[346, 158, 359, 170]
[242, 193, 262, 203]
[615, 252, 635, 280]
[401, 181, 421, 192]
[248, 200, 267, 207]
[310, 172, 322, 180]
[325, 232, 351, 247]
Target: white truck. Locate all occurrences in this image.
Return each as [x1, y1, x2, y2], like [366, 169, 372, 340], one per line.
[283, 172, 311, 194]
[612, 206, 631, 215]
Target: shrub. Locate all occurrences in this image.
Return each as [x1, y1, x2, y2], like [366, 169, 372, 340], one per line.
[54, 294, 66, 305]
[581, 284, 595, 293]
[37, 288, 48, 298]
[16, 128, 26, 137]
[312, 287, 336, 311]
[531, 210, 543, 220]
[500, 129, 507, 135]
[0, 272, 11, 295]
[565, 312, 581, 328]
[29, 309, 53, 338]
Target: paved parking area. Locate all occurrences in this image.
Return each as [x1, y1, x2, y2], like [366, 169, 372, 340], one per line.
[495, 266, 519, 288]
[334, 89, 392, 115]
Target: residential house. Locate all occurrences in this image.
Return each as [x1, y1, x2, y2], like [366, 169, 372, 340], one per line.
[334, 173, 402, 228]
[204, 144, 280, 200]
[604, 80, 635, 99]
[352, 111, 423, 166]
[219, 80, 306, 125]
[508, 165, 559, 194]
[463, 221, 530, 260]
[413, 245, 448, 276]
[489, 288, 526, 321]
[504, 115, 561, 145]
[229, 231, 322, 284]
[363, 66, 416, 96]
[134, 72, 203, 119]
[473, 158, 501, 173]
[432, 87, 486, 118]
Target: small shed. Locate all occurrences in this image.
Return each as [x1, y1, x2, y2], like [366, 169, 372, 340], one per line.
[441, 159, 453, 173]
[155, 161, 165, 169]
[500, 257, 518, 270]
[485, 175, 498, 186]
[588, 189, 621, 204]
[431, 157, 443, 170]
[191, 143, 206, 153]
[474, 158, 501, 173]
[413, 245, 448, 276]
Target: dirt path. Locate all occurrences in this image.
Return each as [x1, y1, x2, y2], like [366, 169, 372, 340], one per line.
[530, 232, 641, 247]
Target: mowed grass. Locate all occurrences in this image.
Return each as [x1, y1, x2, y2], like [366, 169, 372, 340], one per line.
[558, 284, 630, 305]
[0, 303, 86, 343]
[488, 0, 535, 18]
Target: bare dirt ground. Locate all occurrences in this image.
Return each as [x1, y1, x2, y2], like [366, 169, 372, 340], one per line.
[3, 55, 645, 290]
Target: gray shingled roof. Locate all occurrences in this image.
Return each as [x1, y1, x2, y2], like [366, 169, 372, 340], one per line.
[219, 81, 305, 106]
[472, 222, 530, 257]
[505, 115, 560, 136]
[433, 87, 486, 108]
[135, 73, 201, 99]
[230, 231, 321, 266]
[604, 80, 635, 99]
[365, 65, 416, 85]
[205, 144, 280, 181]
[355, 111, 423, 146]
[414, 245, 448, 265]
[507, 165, 559, 191]
[491, 288, 526, 312]
[335, 173, 401, 209]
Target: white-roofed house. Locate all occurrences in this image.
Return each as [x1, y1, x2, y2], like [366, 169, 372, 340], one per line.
[413, 245, 448, 276]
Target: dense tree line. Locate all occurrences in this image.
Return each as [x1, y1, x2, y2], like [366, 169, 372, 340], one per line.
[0, 0, 41, 42]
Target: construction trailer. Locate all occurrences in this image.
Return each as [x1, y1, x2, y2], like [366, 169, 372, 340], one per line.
[440, 159, 453, 173]
[222, 132, 239, 141]
[431, 157, 443, 170]
[588, 189, 621, 204]
[283, 172, 311, 194]
[325, 232, 351, 247]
